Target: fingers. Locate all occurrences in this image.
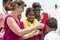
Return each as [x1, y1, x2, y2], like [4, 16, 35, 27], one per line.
[34, 22, 45, 29]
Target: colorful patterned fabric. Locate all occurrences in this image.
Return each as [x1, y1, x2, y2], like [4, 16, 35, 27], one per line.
[22, 19, 39, 40]
[39, 12, 49, 38]
[22, 19, 38, 28]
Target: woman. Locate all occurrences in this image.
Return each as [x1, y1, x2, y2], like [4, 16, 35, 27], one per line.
[4, 1, 44, 40]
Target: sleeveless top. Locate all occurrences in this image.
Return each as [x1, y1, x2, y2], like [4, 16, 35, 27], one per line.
[4, 14, 24, 40]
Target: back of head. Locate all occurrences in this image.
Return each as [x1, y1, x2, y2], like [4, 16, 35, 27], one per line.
[12, 1, 26, 10]
[3, 0, 13, 11]
[15, 0, 26, 6]
[32, 2, 41, 8]
[46, 17, 57, 29]
[3, 0, 12, 4]
[15, 0, 22, 3]
[3, 0, 8, 3]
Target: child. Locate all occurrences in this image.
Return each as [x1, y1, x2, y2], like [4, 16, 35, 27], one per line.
[44, 18, 60, 40]
[22, 7, 40, 40]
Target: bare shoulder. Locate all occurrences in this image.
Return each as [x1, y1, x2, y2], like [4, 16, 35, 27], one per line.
[7, 17, 15, 23]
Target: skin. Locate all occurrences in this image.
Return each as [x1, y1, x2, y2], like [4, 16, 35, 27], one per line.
[7, 3, 44, 36]
[46, 25, 51, 33]
[26, 11, 35, 22]
[33, 7, 44, 40]
[33, 7, 41, 18]
[46, 25, 56, 33]
[4, 0, 13, 11]
[15, 0, 22, 3]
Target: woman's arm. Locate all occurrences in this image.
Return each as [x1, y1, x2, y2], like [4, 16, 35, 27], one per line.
[22, 29, 39, 39]
[7, 17, 44, 36]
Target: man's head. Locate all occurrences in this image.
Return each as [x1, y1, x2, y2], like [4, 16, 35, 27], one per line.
[46, 17, 57, 33]
[32, 2, 41, 18]
[3, 0, 13, 11]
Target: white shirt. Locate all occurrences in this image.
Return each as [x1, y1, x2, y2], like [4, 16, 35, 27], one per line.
[44, 31, 60, 40]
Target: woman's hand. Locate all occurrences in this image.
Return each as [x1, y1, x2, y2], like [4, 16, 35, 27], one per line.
[33, 22, 44, 29]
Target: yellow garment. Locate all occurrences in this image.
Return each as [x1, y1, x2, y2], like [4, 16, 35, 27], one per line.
[22, 19, 38, 28]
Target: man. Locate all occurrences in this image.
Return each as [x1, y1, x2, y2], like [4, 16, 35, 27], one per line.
[44, 17, 60, 40]
[32, 2, 49, 39]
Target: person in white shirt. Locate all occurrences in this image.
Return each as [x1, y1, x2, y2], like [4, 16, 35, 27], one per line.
[44, 17, 60, 40]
